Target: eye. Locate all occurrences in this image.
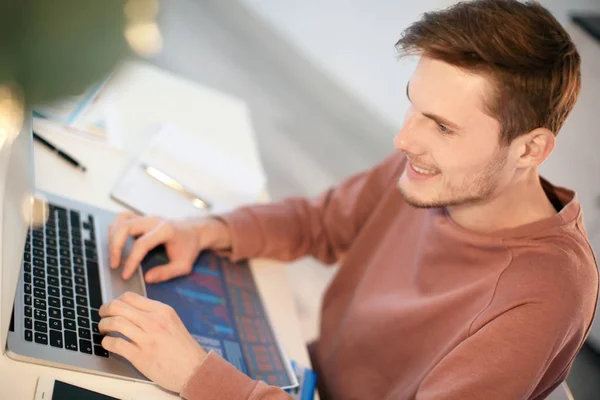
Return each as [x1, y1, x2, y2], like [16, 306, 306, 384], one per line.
[438, 124, 451, 134]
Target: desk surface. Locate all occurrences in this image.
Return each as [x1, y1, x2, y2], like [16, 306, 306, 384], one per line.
[0, 67, 310, 399]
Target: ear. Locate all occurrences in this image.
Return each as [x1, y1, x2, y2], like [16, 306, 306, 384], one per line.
[513, 128, 555, 168]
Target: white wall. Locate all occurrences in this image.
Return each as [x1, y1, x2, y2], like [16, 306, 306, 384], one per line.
[241, 0, 600, 127]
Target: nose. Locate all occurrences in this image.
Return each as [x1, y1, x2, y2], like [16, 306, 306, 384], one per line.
[394, 109, 424, 154]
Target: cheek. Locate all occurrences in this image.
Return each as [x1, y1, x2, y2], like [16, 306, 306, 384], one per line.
[434, 144, 497, 176]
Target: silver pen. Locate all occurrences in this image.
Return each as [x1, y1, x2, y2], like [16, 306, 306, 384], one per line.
[140, 162, 212, 210]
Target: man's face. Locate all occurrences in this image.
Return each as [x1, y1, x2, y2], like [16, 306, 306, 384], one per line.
[396, 57, 513, 208]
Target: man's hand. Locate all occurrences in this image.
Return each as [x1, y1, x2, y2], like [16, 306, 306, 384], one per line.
[109, 213, 232, 283]
[98, 292, 208, 393]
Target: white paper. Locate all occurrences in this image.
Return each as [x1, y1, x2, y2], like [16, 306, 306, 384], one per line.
[111, 124, 267, 219]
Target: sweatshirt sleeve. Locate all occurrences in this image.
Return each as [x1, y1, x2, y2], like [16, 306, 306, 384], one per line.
[408, 250, 598, 400]
[180, 351, 295, 400]
[218, 152, 405, 264]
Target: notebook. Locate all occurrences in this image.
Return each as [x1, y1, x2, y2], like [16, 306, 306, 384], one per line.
[111, 124, 267, 219]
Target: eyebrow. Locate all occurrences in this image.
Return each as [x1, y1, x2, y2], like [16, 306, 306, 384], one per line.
[406, 81, 463, 131]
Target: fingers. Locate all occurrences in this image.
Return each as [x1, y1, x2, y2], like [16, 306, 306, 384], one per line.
[101, 336, 140, 364]
[99, 299, 149, 329]
[98, 315, 146, 344]
[121, 221, 175, 280]
[144, 262, 187, 284]
[116, 291, 163, 313]
[109, 215, 162, 270]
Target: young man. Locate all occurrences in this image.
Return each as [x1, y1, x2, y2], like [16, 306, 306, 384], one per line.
[99, 0, 598, 399]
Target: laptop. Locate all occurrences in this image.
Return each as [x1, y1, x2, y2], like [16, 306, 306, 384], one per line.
[1, 115, 150, 382]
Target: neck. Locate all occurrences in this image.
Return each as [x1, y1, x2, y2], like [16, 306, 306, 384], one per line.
[446, 168, 558, 234]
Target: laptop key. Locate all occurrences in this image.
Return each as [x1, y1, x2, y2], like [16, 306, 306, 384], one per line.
[75, 286, 87, 296]
[61, 277, 73, 287]
[32, 230, 43, 239]
[90, 309, 100, 323]
[24, 318, 32, 330]
[47, 248, 58, 257]
[94, 345, 108, 358]
[48, 286, 60, 298]
[48, 297, 60, 308]
[63, 308, 75, 319]
[33, 278, 45, 288]
[92, 334, 104, 345]
[73, 247, 83, 257]
[49, 318, 62, 331]
[34, 332, 48, 345]
[74, 266, 85, 276]
[25, 243, 31, 252]
[50, 330, 63, 348]
[46, 256, 58, 267]
[78, 317, 90, 329]
[74, 276, 85, 286]
[58, 229, 69, 239]
[73, 256, 84, 266]
[92, 323, 99, 334]
[70, 210, 81, 227]
[24, 272, 32, 283]
[87, 261, 102, 309]
[72, 237, 82, 248]
[46, 229, 56, 238]
[48, 276, 59, 287]
[46, 237, 57, 247]
[33, 268, 45, 279]
[47, 266, 59, 276]
[80, 339, 93, 355]
[61, 268, 72, 278]
[59, 248, 70, 258]
[59, 239, 69, 248]
[33, 248, 44, 258]
[79, 328, 91, 340]
[24, 330, 32, 342]
[25, 306, 32, 318]
[60, 258, 71, 267]
[24, 283, 32, 294]
[64, 319, 76, 331]
[34, 320, 48, 332]
[65, 330, 77, 351]
[33, 258, 44, 268]
[62, 297, 74, 308]
[34, 298, 46, 309]
[49, 307, 61, 319]
[33, 309, 46, 321]
[76, 296, 88, 307]
[33, 288, 46, 299]
[24, 253, 31, 262]
[77, 306, 89, 318]
[23, 261, 31, 272]
[24, 294, 32, 306]
[62, 287, 74, 298]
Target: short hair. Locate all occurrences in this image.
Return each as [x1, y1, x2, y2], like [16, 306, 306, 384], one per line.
[396, 0, 581, 144]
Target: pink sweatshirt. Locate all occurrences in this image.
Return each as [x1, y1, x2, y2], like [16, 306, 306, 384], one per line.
[180, 153, 598, 400]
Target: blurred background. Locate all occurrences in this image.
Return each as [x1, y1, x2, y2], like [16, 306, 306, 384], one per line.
[4, 0, 600, 398]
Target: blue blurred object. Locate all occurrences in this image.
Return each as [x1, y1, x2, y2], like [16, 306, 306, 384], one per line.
[285, 361, 318, 400]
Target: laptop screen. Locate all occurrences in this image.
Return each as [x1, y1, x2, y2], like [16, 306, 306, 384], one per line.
[1, 115, 34, 351]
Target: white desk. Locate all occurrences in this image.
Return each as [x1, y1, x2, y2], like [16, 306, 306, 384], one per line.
[0, 63, 310, 399]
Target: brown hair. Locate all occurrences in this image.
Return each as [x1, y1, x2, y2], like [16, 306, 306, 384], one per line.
[396, 0, 581, 144]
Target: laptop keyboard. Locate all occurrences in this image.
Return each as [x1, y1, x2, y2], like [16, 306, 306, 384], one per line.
[22, 203, 108, 358]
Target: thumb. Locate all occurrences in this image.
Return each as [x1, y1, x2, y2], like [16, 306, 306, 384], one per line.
[144, 263, 187, 284]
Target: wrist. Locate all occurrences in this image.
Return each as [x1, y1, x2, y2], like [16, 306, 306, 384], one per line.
[195, 216, 232, 251]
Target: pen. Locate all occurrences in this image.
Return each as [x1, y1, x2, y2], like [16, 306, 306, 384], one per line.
[32, 131, 87, 172]
[140, 162, 212, 210]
